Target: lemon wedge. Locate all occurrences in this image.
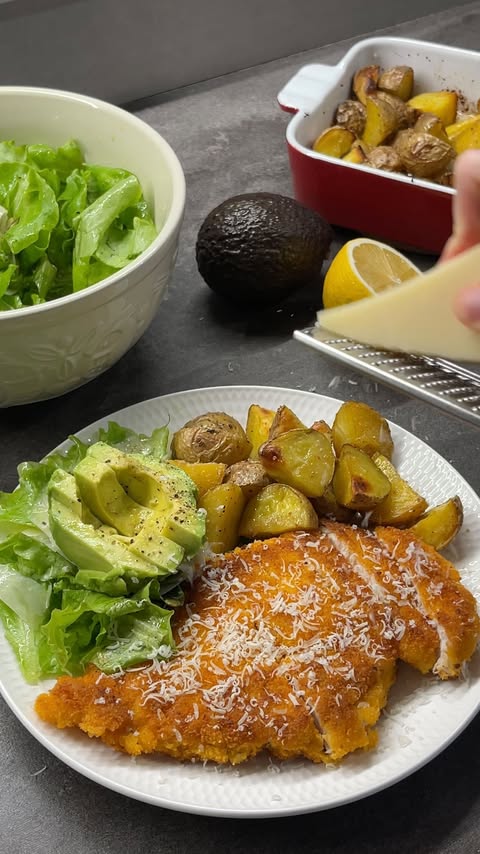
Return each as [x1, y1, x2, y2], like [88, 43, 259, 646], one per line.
[322, 238, 421, 309]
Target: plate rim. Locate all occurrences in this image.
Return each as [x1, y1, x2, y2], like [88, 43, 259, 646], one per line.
[1, 383, 479, 818]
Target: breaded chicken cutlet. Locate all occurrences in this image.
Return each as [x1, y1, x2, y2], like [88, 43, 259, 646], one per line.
[35, 523, 480, 765]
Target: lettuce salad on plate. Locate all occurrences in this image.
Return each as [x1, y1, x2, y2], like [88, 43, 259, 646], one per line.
[0, 139, 157, 310]
[0, 423, 203, 683]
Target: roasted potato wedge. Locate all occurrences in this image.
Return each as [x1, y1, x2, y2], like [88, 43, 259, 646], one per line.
[362, 95, 398, 148]
[313, 126, 356, 158]
[353, 65, 380, 105]
[343, 142, 368, 164]
[370, 453, 428, 526]
[245, 404, 276, 459]
[311, 485, 354, 523]
[199, 482, 246, 553]
[335, 99, 367, 137]
[268, 405, 306, 440]
[168, 460, 226, 497]
[224, 460, 271, 500]
[408, 496, 463, 550]
[449, 115, 480, 154]
[446, 114, 480, 140]
[239, 483, 318, 540]
[378, 65, 414, 102]
[407, 91, 457, 127]
[332, 401, 394, 459]
[332, 445, 391, 511]
[259, 428, 335, 498]
[171, 412, 251, 465]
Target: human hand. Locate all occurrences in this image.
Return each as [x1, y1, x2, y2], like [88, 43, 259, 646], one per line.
[440, 149, 480, 330]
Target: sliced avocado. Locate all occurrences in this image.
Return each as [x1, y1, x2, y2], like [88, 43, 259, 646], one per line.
[48, 470, 184, 595]
[74, 455, 145, 536]
[85, 443, 205, 557]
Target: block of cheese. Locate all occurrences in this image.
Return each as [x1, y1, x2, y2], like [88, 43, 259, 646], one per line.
[316, 244, 480, 362]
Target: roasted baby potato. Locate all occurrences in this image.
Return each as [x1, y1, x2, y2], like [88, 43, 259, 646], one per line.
[268, 405, 306, 440]
[224, 460, 271, 500]
[394, 129, 454, 179]
[259, 428, 335, 498]
[172, 412, 252, 465]
[362, 95, 398, 148]
[245, 404, 276, 458]
[239, 482, 319, 539]
[378, 65, 414, 102]
[408, 496, 463, 550]
[366, 146, 404, 172]
[370, 453, 428, 526]
[335, 99, 367, 137]
[407, 90, 458, 127]
[168, 460, 226, 497]
[199, 482, 246, 553]
[332, 445, 391, 511]
[332, 401, 394, 460]
[353, 65, 380, 105]
[313, 126, 356, 158]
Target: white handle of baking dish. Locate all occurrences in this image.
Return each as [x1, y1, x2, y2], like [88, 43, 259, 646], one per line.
[277, 62, 340, 114]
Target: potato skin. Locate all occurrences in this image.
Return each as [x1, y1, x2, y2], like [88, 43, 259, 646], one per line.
[224, 460, 271, 500]
[366, 146, 404, 173]
[171, 412, 252, 465]
[378, 65, 414, 101]
[394, 129, 454, 179]
[335, 100, 367, 137]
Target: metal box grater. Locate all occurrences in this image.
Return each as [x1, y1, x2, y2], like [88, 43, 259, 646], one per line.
[294, 327, 480, 428]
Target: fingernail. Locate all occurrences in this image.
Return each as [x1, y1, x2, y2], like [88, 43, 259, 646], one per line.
[455, 286, 480, 330]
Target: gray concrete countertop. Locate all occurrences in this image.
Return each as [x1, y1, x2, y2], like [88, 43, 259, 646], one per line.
[1, 4, 480, 852]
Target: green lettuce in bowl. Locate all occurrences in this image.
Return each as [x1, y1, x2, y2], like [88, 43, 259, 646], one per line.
[0, 139, 157, 310]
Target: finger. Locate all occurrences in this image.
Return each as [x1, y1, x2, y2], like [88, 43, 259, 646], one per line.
[441, 150, 480, 263]
[454, 282, 480, 330]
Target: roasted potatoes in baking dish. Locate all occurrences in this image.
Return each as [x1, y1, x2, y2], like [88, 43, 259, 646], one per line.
[170, 401, 463, 551]
[312, 60, 480, 184]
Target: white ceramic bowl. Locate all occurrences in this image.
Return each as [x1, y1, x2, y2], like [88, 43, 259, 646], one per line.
[0, 87, 186, 407]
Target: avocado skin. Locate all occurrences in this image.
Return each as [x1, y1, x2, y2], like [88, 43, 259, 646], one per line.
[196, 193, 333, 305]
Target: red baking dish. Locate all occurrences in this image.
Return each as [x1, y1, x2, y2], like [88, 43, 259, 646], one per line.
[277, 37, 480, 254]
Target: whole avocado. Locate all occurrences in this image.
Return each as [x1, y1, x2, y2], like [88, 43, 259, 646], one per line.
[195, 192, 333, 306]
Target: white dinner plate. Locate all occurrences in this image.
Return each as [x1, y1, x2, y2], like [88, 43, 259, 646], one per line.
[1, 385, 479, 818]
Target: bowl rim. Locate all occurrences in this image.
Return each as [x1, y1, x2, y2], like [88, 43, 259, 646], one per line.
[0, 85, 186, 321]
[283, 35, 472, 197]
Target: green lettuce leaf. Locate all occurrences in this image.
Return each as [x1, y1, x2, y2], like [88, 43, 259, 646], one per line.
[42, 587, 174, 676]
[0, 139, 157, 310]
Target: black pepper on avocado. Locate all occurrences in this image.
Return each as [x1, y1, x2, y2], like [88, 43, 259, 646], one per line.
[195, 192, 333, 306]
